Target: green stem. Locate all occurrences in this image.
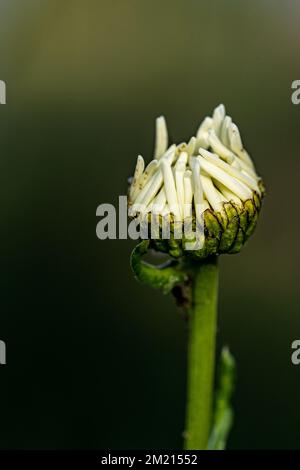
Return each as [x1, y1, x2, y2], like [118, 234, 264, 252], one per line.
[184, 256, 219, 450]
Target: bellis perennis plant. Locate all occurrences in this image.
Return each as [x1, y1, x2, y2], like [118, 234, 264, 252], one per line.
[128, 104, 265, 450]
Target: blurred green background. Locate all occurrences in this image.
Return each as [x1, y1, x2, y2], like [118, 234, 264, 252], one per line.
[1, 0, 300, 449]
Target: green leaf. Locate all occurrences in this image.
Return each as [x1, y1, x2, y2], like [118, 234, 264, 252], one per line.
[130, 240, 188, 294]
[207, 347, 236, 450]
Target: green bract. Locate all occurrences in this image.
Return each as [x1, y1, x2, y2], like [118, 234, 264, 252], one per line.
[149, 186, 264, 260]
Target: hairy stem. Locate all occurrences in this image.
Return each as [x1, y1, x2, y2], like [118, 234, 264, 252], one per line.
[184, 256, 219, 450]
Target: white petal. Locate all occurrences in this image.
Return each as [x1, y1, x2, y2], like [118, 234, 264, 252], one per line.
[228, 122, 254, 169]
[195, 116, 213, 150]
[239, 149, 255, 170]
[138, 201, 153, 220]
[208, 129, 235, 163]
[203, 199, 210, 211]
[131, 159, 158, 201]
[228, 122, 242, 152]
[141, 170, 164, 208]
[199, 158, 253, 200]
[175, 151, 188, 170]
[175, 152, 188, 218]
[152, 187, 166, 214]
[196, 116, 213, 139]
[199, 149, 260, 194]
[231, 157, 241, 170]
[192, 157, 204, 223]
[201, 174, 225, 212]
[161, 203, 170, 217]
[154, 116, 168, 159]
[187, 136, 196, 156]
[161, 160, 181, 220]
[214, 180, 242, 205]
[131, 169, 163, 215]
[183, 170, 193, 219]
[143, 159, 159, 180]
[161, 144, 176, 165]
[189, 155, 199, 171]
[129, 155, 145, 200]
[234, 155, 258, 180]
[220, 115, 232, 147]
[191, 158, 205, 246]
[212, 104, 225, 137]
[131, 175, 153, 205]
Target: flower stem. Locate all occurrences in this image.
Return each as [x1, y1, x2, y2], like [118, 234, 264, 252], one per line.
[184, 256, 219, 450]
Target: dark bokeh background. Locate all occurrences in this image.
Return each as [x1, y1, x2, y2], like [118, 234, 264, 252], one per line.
[1, 0, 300, 449]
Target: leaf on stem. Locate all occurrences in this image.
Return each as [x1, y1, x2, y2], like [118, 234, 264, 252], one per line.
[130, 240, 188, 294]
[207, 347, 236, 450]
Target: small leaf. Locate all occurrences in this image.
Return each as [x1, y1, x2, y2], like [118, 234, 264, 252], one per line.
[130, 240, 188, 294]
[207, 347, 236, 450]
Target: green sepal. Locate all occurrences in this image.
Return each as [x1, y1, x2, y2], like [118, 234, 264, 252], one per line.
[244, 200, 258, 240]
[228, 228, 244, 254]
[253, 192, 261, 211]
[168, 237, 183, 259]
[204, 209, 223, 255]
[219, 203, 239, 253]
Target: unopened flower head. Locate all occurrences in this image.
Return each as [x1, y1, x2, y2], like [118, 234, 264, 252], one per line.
[128, 104, 265, 259]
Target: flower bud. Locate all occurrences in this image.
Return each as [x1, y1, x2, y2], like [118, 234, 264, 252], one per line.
[128, 104, 265, 260]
